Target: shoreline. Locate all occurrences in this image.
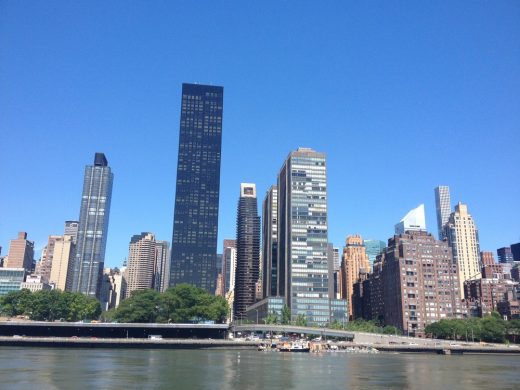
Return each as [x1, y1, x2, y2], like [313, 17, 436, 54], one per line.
[1, 337, 519, 355]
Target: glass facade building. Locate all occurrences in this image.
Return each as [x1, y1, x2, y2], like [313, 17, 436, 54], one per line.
[71, 153, 113, 297]
[363, 239, 386, 267]
[0, 268, 26, 296]
[170, 83, 223, 293]
[261, 185, 278, 298]
[278, 148, 346, 325]
[435, 185, 451, 240]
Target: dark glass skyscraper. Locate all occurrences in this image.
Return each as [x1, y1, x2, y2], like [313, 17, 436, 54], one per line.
[234, 183, 260, 320]
[71, 153, 113, 297]
[170, 83, 223, 293]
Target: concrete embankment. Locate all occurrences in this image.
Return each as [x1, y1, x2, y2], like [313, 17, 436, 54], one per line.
[0, 337, 260, 350]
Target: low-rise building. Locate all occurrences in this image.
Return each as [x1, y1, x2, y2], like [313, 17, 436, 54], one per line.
[20, 274, 52, 292]
[0, 268, 26, 295]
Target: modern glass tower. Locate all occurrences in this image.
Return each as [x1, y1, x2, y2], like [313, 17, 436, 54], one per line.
[233, 183, 261, 320]
[261, 185, 278, 298]
[278, 148, 346, 325]
[170, 83, 223, 293]
[71, 153, 113, 297]
[435, 185, 451, 240]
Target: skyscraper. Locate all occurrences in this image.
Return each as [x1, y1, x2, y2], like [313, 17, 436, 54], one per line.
[35, 235, 61, 283]
[49, 235, 75, 291]
[511, 243, 520, 262]
[155, 240, 170, 292]
[497, 247, 514, 264]
[5, 232, 34, 271]
[434, 186, 451, 240]
[233, 183, 260, 320]
[222, 239, 237, 294]
[64, 221, 79, 244]
[363, 239, 386, 267]
[395, 204, 426, 235]
[71, 153, 114, 297]
[261, 185, 278, 298]
[126, 233, 156, 298]
[278, 148, 346, 325]
[339, 235, 371, 318]
[445, 202, 481, 295]
[170, 83, 224, 293]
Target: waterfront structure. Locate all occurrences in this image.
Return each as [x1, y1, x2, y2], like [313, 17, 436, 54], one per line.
[511, 243, 520, 262]
[445, 203, 481, 295]
[71, 153, 114, 297]
[383, 231, 463, 336]
[363, 239, 385, 268]
[0, 268, 26, 296]
[277, 148, 347, 325]
[434, 186, 451, 240]
[49, 235, 75, 291]
[394, 204, 426, 235]
[222, 239, 237, 294]
[497, 247, 514, 265]
[64, 221, 79, 244]
[5, 232, 34, 271]
[35, 235, 61, 283]
[340, 235, 371, 318]
[261, 185, 278, 298]
[20, 274, 51, 292]
[125, 233, 157, 298]
[481, 251, 495, 267]
[170, 83, 224, 293]
[233, 183, 261, 320]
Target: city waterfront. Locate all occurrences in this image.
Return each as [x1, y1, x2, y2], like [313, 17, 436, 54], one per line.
[1, 347, 518, 389]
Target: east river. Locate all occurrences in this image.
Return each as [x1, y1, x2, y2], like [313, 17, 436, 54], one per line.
[1, 347, 518, 389]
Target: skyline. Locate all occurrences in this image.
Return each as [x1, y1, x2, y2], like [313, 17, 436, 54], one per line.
[1, 2, 519, 266]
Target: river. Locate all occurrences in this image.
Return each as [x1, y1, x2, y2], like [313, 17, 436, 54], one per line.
[0, 347, 518, 389]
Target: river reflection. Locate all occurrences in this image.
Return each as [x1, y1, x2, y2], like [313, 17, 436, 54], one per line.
[0, 347, 518, 389]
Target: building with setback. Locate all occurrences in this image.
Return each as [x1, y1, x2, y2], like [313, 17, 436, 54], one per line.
[383, 231, 463, 336]
[444, 202, 481, 296]
[71, 153, 113, 297]
[170, 83, 223, 293]
[233, 184, 260, 320]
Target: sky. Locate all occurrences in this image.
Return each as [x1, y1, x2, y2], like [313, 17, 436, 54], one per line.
[1, 1, 519, 266]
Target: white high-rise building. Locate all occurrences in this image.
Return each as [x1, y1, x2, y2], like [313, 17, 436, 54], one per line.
[395, 204, 426, 235]
[445, 202, 481, 296]
[435, 186, 451, 240]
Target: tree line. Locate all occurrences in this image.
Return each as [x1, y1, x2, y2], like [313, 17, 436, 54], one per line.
[425, 313, 520, 344]
[102, 284, 228, 324]
[0, 289, 101, 322]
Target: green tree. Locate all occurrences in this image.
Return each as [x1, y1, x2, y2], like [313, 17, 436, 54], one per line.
[281, 305, 291, 325]
[115, 289, 161, 323]
[296, 314, 307, 327]
[264, 311, 279, 325]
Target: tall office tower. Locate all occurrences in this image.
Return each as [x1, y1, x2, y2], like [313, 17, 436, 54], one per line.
[511, 243, 520, 262]
[36, 235, 61, 283]
[170, 83, 224, 293]
[363, 239, 386, 267]
[5, 232, 34, 271]
[49, 235, 75, 291]
[71, 153, 114, 297]
[125, 233, 157, 298]
[445, 202, 481, 295]
[383, 231, 463, 336]
[278, 148, 346, 325]
[261, 185, 278, 298]
[233, 183, 260, 320]
[64, 221, 79, 244]
[222, 239, 237, 293]
[434, 186, 451, 240]
[497, 247, 514, 264]
[481, 251, 495, 267]
[339, 235, 371, 318]
[394, 204, 426, 235]
[155, 240, 170, 292]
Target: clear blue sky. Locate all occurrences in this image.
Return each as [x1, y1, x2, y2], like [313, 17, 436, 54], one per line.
[1, 1, 519, 266]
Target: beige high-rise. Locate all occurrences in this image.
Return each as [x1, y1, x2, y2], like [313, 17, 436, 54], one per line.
[49, 235, 75, 291]
[36, 235, 61, 283]
[126, 232, 156, 298]
[5, 232, 34, 271]
[340, 235, 371, 318]
[445, 202, 481, 296]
